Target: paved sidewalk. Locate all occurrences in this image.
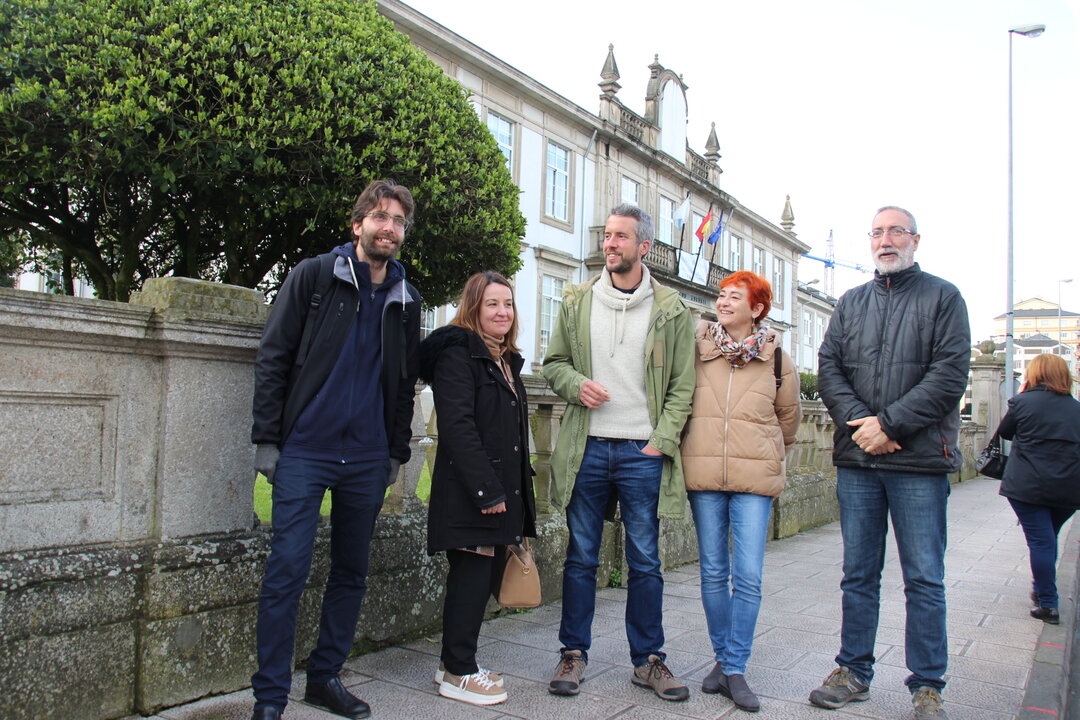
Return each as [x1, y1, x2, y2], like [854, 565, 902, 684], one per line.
[146, 476, 1073, 720]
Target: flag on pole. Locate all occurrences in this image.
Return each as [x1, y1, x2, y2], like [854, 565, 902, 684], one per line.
[673, 195, 691, 230]
[695, 210, 714, 242]
[707, 210, 725, 244]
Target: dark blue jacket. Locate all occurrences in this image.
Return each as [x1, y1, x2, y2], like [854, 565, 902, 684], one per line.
[998, 385, 1080, 509]
[818, 264, 971, 473]
[251, 243, 421, 464]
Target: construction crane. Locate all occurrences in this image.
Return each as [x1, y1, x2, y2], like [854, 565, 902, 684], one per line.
[802, 230, 871, 296]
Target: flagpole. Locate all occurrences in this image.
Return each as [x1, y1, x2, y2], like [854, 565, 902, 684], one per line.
[690, 202, 713, 284]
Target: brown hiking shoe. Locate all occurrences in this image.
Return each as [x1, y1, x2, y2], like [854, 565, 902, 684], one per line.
[549, 649, 586, 696]
[631, 655, 689, 701]
[808, 666, 870, 709]
[912, 686, 949, 719]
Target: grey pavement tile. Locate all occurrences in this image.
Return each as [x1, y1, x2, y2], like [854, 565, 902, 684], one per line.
[568, 661, 730, 719]
[661, 627, 713, 657]
[662, 608, 710, 631]
[484, 676, 633, 720]
[499, 603, 563, 626]
[755, 608, 844, 636]
[664, 581, 704, 599]
[940, 674, 1027, 711]
[479, 615, 560, 649]
[943, 621, 1040, 649]
[962, 639, 1036, 666]
[472, 641, 597, 684]
[754, 626, 848, 654]
[945, 607, 989, 627]
[663, 592, 714, 615]
[357, 678, 503, 720]
[979, 611, 1047, 636]
[344, 646, 442, 692]
[944, 654, 1030, 688]
[795, 600, 843, 621]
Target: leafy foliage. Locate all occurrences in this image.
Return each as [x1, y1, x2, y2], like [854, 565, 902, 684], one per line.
[0, 0, 524, 303]
[799, 372, 819, 401]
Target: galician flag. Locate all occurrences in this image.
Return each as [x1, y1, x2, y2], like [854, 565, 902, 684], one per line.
[674, 195, 691, 230]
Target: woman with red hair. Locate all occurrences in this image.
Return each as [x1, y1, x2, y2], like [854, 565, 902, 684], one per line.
[995, 353, 1080, 624]
[681, 271, 801, 712]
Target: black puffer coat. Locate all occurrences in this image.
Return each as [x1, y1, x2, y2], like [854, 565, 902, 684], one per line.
[998, 385, 1080, 509]
[419, 325, 536, 554]
[818, 264, 971, 473]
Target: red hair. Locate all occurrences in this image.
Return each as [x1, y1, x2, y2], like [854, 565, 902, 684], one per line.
[719, 271, 773, 322]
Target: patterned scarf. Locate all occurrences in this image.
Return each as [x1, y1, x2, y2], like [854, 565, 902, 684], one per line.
[702, 322, 771, 368]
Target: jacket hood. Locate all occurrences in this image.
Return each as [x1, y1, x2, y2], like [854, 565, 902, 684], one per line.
[419, 325, 470, 385]
[331, 242, 406, 286]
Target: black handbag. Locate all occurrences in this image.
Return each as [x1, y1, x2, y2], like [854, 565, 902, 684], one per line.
[975, 430, 1008, 479]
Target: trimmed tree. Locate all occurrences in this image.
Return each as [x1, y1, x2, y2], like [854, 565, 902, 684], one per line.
[0, 0, 524, 304]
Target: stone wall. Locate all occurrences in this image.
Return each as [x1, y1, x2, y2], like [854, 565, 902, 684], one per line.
[0, 281, 836, 719]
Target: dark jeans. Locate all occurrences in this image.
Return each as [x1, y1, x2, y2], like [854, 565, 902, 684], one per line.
[1008, 497, 1075, 609]
[559, 437, 665, 667]
[835, 468, 949, 693]
[251, 455, 386, 711]
[441, 549, 503, 676]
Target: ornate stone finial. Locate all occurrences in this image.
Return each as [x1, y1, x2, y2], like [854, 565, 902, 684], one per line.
[781, 195, 795, 232]
[979, 339, 998, 357]
[704, 122, 721, 164]
[599, 43, 621, 97]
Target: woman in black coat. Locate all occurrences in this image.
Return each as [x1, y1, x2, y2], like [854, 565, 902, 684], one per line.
[419, 271, 536, 706]
[996, 353, 1080, 624]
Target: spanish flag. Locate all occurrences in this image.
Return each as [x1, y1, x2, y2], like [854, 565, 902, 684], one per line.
[695, 210, 713, 242]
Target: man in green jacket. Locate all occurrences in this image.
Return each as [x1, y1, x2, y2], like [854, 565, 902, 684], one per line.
[543, 204, 696, 702]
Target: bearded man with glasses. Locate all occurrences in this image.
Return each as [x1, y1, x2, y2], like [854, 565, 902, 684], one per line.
[809, 206, 970, 720]
[250, 180, 422, 720]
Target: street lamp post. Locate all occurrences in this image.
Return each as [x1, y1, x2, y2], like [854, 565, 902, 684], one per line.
[1005, 23, 1046, 400]
[1059, 278, 1073, 355]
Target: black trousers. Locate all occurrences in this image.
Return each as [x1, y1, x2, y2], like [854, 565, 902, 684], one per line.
[441, 548, 504, 676]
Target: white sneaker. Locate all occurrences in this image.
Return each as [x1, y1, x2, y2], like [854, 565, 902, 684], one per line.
[434, 662, 504, 687]
[438, 669, 508, 705]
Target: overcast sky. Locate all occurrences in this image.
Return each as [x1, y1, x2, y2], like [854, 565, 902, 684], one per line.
[400, 0, 1079, 341]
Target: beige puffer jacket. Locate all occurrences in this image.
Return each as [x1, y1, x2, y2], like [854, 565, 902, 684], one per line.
[681, 320, 802, 497]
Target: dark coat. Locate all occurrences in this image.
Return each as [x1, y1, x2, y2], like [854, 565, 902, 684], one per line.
[817, 263, 971, 473]
[251, 249, 421, 463]
[419, 325, 536, 554]
[997, 385, 1080, 509]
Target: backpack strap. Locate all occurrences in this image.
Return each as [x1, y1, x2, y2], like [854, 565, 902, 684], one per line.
[774, 349, 783, 390]
[295, 253, 336, 367]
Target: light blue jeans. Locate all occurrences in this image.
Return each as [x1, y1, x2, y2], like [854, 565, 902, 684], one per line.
[689, 490, 773, 675]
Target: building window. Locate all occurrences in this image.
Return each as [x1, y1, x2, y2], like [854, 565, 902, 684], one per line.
[545, 141, 570, 222]
[801, 310, 816, 372]
[772, 258, 786, 307]
[752, 246, 765, 275]
[658, 196, 675, 245]
[540, 274, 566, 358]
[486, 112, 513, 172]
[621, 176, 639, 206]
[420, 306, 437, 339]
[729, 234, 742, 270]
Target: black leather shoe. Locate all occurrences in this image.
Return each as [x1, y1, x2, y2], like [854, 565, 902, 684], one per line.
[1031, 606, 1060, 625]
[304, 677, 371, 719]
[250, 707, 282, 720]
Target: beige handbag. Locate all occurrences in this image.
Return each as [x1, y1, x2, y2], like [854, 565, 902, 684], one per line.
[496, 540, 541, 608]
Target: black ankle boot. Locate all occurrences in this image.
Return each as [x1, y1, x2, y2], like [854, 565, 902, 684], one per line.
[1030, 606, 1060, 624]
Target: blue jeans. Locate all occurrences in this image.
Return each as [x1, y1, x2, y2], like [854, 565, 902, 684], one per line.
[836, 468, 949, 692]
[252, 455, 386, 711]
[689, 490, 773, 674]
[560, 437, 665, 667]
[1008, 498, 1075, 609]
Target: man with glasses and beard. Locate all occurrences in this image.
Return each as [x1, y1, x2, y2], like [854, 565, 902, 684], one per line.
[809, 206, 970, 720]
[250, 180, 422, 720]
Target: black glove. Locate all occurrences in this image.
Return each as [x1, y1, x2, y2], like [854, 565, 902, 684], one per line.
[254, 444, 280, 484]
[386, 458, 401, 489]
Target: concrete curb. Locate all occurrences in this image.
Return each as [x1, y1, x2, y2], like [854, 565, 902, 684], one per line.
[1017, 516, 1080, 720]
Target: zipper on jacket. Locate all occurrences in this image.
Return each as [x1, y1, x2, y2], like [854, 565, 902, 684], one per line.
[872, 275, 894, 409]
[722, 364, 735, 490]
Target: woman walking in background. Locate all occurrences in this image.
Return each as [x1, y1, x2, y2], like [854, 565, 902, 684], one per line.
[680, 271, 801, 712]
[419, 272, 536, 705]
[996, 353, 1080, 624]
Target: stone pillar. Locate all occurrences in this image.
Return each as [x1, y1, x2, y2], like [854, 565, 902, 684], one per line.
[970, 341, 1006, 433]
